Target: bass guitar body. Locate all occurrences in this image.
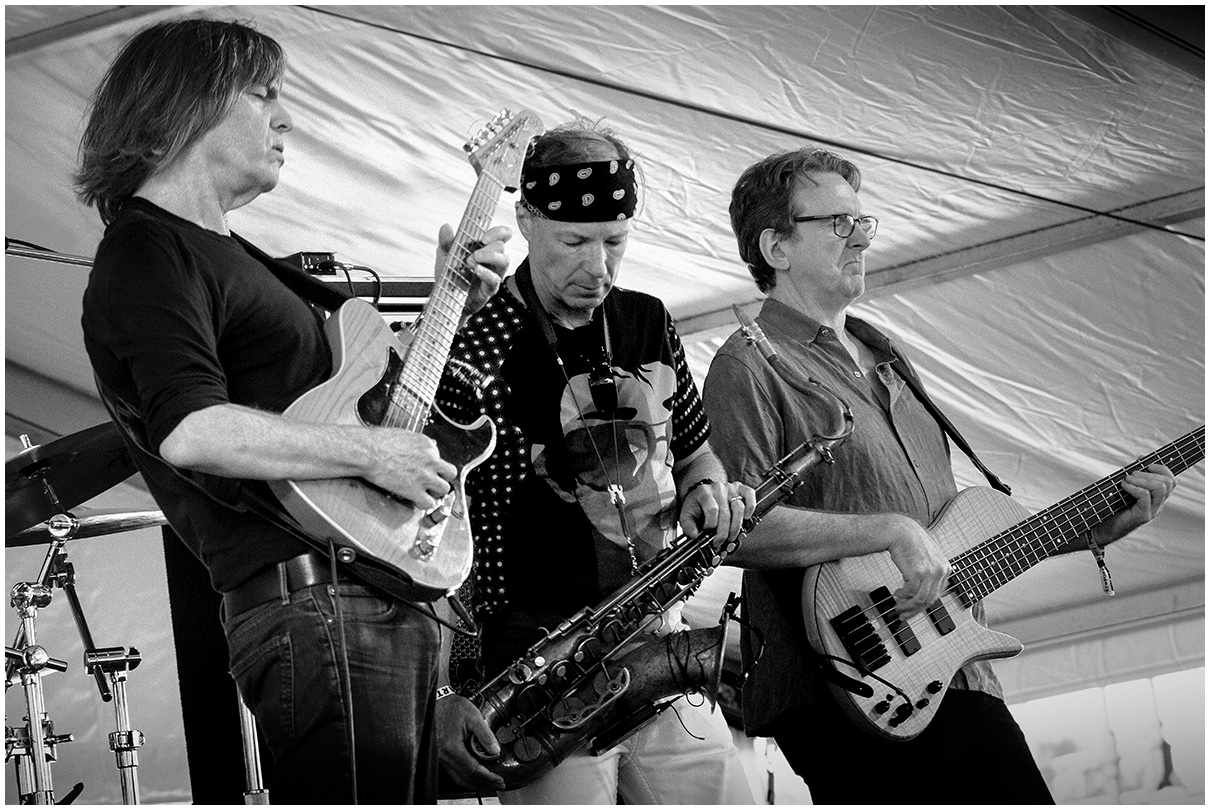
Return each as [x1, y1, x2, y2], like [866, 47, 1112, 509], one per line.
[803, 427, 1203, 741]
[803, 487, 1029, 741]
[269, 297, 495, 601]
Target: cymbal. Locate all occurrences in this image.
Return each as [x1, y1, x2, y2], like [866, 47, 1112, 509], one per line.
[6, 509, 167, 548]
[6, 422, 138, 534]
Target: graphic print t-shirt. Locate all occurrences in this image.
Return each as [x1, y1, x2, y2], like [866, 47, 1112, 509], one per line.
[438, 270, 709, 618]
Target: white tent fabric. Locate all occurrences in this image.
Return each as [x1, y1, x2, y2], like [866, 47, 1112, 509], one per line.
[5, 4, 1204, 805]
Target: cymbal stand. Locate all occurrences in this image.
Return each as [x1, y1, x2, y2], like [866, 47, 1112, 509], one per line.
[6, 589, 73, 804]
[86, 647, 143, 804]
[6, 466, 146, 803]
[6, 450, 113, 704]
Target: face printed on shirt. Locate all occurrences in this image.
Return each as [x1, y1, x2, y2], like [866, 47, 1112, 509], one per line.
[531, 361, 678, 561]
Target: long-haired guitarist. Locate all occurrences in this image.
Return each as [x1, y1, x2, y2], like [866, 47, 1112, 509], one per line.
[77, 18, 511, 804]
[701, 147, 1177, 804]
[433, 119, 758, 804]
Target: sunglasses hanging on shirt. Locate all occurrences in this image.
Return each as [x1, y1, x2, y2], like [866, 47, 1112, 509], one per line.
[587, 347, 618, 415]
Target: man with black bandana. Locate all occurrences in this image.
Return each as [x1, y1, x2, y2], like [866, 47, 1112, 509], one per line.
[433, 121, 757, 804]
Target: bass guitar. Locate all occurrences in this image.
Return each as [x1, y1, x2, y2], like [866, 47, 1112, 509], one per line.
[802, 426, 1204, 740]
[269, 108, 544, 601]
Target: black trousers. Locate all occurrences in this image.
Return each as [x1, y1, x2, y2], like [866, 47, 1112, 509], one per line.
[771, 689, 1054, 804]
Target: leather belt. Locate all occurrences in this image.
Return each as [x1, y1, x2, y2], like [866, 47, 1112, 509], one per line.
[223, 551, 338, 616]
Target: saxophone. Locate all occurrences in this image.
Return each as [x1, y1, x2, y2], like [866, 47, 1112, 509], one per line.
[468, 307, 853, 788]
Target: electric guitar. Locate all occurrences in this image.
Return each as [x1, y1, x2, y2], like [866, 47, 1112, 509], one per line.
[269, 108, 544, 601]
[802, 426, 1204, 740]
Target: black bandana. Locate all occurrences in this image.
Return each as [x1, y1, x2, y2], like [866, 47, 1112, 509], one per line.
[520, 159, 637, 222]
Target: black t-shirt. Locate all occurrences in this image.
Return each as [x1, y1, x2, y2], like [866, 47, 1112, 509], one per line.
[81, 198, 330, 592]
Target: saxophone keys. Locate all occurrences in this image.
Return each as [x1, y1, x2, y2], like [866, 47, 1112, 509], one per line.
[574, 636, 602, 663]
[512, 736, 544, 763]
[593, 669, 627, 697]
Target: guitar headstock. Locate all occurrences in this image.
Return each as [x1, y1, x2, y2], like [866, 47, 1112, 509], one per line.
[464, 108, 544, 192]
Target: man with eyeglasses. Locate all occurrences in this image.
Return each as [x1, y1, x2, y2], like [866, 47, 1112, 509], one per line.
[433, 120, 756, 804]
[701, 147, 1174, 803]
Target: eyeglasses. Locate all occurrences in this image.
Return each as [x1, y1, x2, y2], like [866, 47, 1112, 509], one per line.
[792, 213, 878, 240]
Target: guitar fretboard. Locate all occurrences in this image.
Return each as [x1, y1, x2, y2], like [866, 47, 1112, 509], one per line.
[384, 174, 506, 432]
[950, 426, 1204, 604]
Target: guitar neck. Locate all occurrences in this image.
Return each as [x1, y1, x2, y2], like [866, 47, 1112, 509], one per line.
[952, 427, 1205, 603]
[391, 174, 505, 429]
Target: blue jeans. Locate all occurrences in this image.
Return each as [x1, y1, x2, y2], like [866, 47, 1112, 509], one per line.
[223, 582, 440, 804]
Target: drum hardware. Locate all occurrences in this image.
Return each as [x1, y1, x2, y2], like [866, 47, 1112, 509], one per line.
[86, 648, 144, 804]
[7, 586, 73, 805]
[5, 431, 156, 804]
[236, 691, 269, 805]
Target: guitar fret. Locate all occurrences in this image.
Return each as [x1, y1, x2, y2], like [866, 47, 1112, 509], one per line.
[950, 427, 1203, 603]
[390, 172, 510, 423]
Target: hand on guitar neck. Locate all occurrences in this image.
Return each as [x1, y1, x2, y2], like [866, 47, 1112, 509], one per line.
[436, 222, 512, 324]
[1052, 462, 1177, 554]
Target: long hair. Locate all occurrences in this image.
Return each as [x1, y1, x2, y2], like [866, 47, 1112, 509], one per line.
[730, 148, 861, 293]
[75, 18, 284, 224]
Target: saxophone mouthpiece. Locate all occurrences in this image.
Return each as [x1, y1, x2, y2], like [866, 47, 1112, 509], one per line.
[732, 304, 776, 363]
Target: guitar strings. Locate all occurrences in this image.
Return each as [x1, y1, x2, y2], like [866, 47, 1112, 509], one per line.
[379, 177, 504, 433]
[840, 430, 1202, 638]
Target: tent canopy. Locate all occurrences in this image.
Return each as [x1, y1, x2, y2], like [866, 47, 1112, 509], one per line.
[6, 2, 1204, 686]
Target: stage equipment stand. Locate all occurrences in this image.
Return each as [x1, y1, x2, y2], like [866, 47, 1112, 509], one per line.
[237, 692, 269, 804]
[5, 450, 148, 804]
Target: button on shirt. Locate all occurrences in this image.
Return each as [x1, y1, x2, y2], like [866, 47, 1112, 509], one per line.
[702, 298, 1002, 735]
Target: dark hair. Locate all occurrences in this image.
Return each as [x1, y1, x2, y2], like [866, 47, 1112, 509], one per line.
[523, 115, 643, 212]
[729, 148, 861, 293]
[75, 18, 285, 224]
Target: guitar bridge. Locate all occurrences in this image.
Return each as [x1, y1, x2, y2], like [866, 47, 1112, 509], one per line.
[414, 493, 456, 559]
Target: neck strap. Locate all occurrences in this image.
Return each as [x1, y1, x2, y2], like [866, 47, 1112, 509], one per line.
[513, 260, 610, 359]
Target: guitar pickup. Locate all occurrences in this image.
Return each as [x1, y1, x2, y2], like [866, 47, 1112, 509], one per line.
[830, 605, 891, 674]
[869, 587, 921, 657]
[927, 599, 956, 636]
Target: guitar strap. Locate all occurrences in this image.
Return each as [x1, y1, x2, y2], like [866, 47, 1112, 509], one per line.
[887, 348, 1012, 496]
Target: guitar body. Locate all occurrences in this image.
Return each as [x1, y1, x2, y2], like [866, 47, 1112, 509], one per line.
[269, 297, 495, 601]
[803, 487, 1030, 741]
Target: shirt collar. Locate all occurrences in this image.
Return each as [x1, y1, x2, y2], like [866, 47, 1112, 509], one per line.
[757, 298, 897, 363]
